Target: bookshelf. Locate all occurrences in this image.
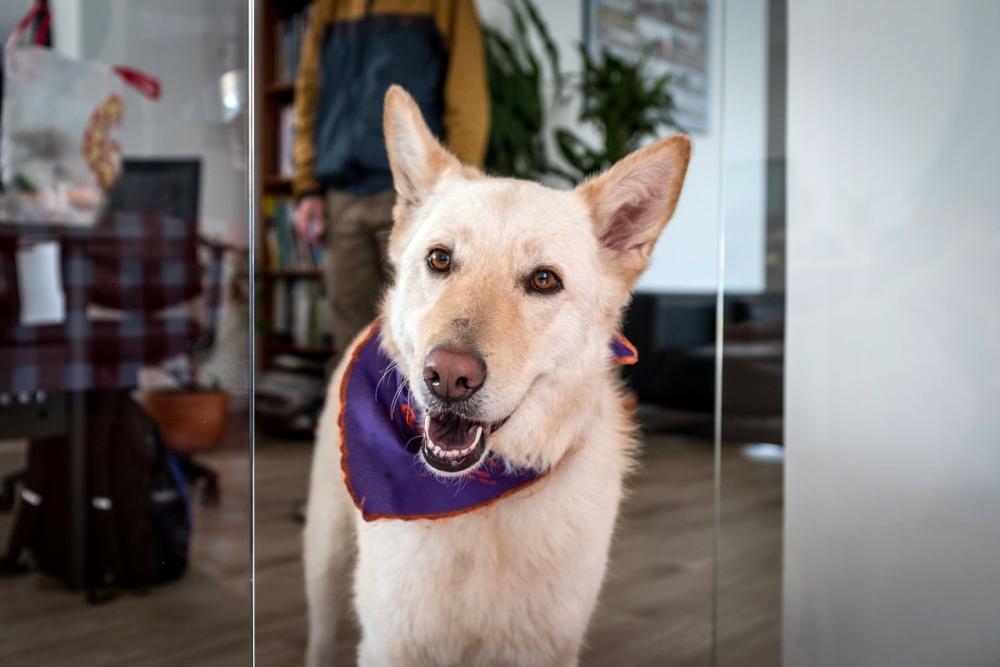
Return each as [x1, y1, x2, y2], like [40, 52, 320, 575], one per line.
[258, 0, 333, 374]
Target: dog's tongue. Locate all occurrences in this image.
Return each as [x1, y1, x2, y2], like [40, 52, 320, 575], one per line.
[426, 413, 482, 450]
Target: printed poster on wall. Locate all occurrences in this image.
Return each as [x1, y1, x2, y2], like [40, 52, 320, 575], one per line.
[586, 0, 710, 134]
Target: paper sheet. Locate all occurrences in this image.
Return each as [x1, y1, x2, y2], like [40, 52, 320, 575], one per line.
[16, 242, 66, 325]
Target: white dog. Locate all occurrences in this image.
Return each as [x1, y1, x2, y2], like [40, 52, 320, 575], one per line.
[304, 85, 691, 666]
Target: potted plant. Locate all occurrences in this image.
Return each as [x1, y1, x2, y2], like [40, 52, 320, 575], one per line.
[482, 0, 566, 180]
[483, 0, 681, 186]
[554, 45, 680, 184]
[144, 356, 229, 453]
[144, 243, 247, 452]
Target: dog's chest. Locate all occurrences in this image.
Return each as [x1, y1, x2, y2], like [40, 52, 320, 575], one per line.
[353, 457, 624, 662]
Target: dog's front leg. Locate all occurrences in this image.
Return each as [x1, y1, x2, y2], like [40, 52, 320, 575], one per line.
[356, 639, 382, 667]
[303, 416, 356, 667]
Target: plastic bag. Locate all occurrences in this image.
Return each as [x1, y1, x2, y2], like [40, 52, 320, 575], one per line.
[0, 3, 160, 226]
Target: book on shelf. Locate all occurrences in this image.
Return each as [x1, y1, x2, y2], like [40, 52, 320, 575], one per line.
[263, 196, 325, 272]
[278, 105, 295, 178]
[290, 280, 312, 347]
[272, 277, 289, 335]
[270, 280, 332, 351]
[274, 6, 312, 85]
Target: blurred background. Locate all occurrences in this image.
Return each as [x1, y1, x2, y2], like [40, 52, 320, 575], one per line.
[0, 0, 996, 665]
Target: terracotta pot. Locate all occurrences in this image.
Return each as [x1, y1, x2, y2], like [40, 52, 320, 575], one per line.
[145, 389, 229, 452]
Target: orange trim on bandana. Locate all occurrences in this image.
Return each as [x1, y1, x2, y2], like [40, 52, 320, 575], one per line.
[612, 332, 639, 366]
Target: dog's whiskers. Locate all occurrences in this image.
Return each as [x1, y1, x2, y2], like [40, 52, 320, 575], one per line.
[451, 475, 470, 495]
[374, 360, 400, 399]
[389, 379, 407, 417]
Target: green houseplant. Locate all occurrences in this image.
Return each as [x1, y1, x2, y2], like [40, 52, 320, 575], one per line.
[555, 45, 680, 184]
[483, 1, 682, 185]
[482, 0, 564, 180]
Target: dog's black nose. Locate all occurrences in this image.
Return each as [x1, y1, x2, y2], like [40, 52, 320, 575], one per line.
[423, 347, 486, 401]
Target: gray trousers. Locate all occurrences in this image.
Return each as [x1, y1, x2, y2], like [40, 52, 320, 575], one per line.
[323, 189, 394, 365]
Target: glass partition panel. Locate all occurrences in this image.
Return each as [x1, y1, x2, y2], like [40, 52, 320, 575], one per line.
[0, 1, 251, 664]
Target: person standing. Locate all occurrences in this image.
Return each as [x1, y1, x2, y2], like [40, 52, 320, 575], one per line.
[292, 0, 489, 362]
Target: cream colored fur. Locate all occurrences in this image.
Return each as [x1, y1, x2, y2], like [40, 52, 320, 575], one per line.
[304, 86, 691, 667]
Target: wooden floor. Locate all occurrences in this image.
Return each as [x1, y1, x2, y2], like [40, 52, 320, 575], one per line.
[0, 414, 781, 666]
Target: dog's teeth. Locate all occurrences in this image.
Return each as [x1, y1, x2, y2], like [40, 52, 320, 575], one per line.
[422, 420, 485, 462]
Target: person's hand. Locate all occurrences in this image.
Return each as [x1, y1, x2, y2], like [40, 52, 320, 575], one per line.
[294, 195, 325, 245]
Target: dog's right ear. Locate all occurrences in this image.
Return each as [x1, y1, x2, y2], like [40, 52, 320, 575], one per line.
[383, 85, 461, 209]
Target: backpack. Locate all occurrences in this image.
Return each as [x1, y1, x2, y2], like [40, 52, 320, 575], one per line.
[1, 390, 190, 601]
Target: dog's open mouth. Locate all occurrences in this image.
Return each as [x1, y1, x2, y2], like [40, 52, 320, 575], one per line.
[422, 412, 506, 473]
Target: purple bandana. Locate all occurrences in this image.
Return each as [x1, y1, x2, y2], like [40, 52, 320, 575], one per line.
[338, 322, 638, 521]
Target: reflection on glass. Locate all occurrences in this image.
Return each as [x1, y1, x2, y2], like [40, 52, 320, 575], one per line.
[0, 1, 250, 664]
[715, 0, 786, 664]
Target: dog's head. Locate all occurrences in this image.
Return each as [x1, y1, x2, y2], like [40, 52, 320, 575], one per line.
[379, 86, 690, 477]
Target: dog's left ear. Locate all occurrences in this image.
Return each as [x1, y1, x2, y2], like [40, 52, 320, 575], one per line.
[578, 134, 692, 282]
[384, 85, 462, 209]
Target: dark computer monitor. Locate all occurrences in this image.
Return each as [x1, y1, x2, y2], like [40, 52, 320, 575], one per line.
[106, 158, 201, 220]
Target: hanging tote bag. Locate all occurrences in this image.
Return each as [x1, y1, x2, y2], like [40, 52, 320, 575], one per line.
[0, 2, 160, 226]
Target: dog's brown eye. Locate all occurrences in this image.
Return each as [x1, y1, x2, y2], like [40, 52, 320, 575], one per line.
[528, 268, 561, 293]
[427, 248, 451, 273]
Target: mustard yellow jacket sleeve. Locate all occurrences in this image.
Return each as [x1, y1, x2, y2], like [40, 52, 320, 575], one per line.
[292, 0, 330, 198]
[438, 0, 490, 167]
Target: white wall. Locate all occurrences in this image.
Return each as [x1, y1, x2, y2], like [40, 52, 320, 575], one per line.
[784, 1, 1000, 665]
[476, 0, 768, 294]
